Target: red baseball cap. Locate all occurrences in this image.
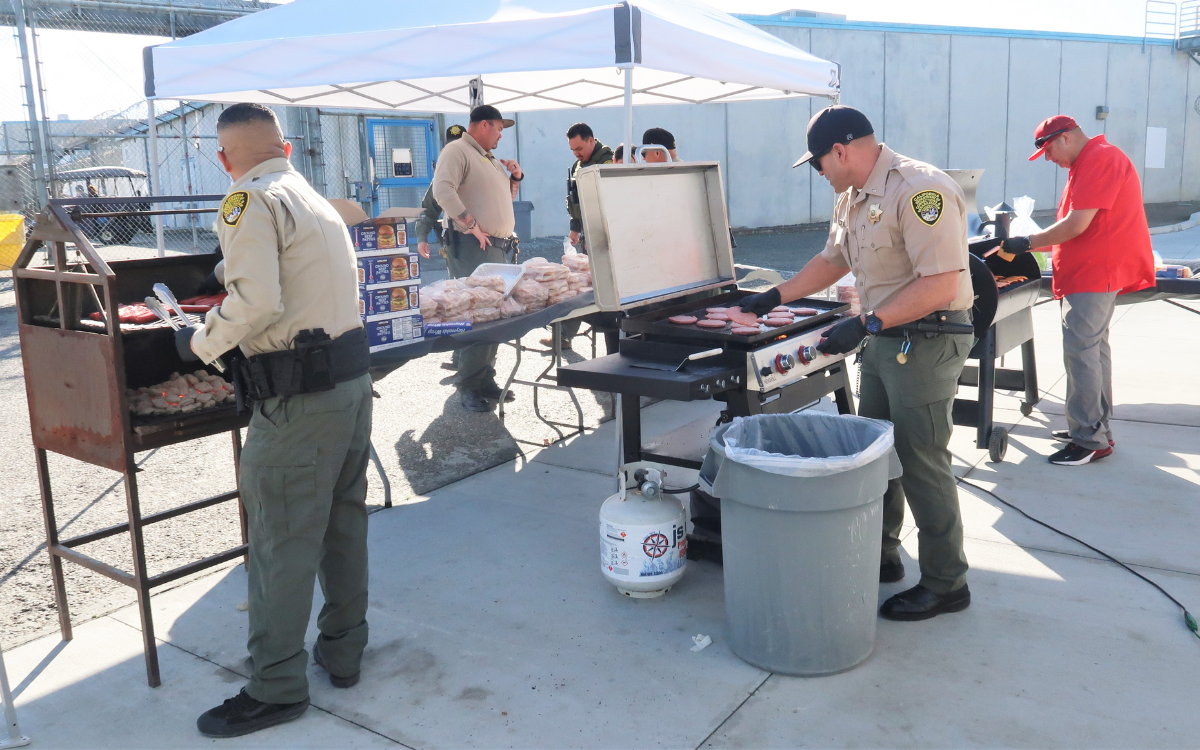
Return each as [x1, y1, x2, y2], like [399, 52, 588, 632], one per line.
[1028, 115, 1078, 161]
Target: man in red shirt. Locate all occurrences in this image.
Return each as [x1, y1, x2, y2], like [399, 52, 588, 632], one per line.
[1005, 115, 1155, 465]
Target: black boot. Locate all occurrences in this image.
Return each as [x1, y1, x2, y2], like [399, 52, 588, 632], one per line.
[879, 559, 906, 583]
[880, 584, 970, 621]
[313, 641, 361, 689]
[459, 389, 493, 412]
[196, 688, 309, 738]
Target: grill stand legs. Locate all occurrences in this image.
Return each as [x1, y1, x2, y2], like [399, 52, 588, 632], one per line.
[954, 310, 1040, 462]
[35, 429, 248, 687]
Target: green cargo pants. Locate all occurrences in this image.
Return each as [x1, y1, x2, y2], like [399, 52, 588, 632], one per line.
[858, 331, 973, 594]
[240, 372, 374, 704]
[445, 232, 508, 392]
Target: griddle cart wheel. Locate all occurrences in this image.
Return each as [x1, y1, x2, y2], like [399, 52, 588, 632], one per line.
[1020, 402, 1034, 417]
[988, 426, 1009, 463]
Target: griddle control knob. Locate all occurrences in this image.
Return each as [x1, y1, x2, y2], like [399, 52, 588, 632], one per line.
[774, 353, 795, 374]
[798, 345, 817, 365]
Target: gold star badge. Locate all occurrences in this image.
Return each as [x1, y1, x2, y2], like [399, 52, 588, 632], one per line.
[867, 203, 883, 223]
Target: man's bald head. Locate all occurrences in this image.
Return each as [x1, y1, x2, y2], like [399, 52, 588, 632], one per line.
[216, 103, 291, 180]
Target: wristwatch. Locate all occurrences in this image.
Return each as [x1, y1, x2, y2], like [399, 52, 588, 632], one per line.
[864, 312, 884, 335]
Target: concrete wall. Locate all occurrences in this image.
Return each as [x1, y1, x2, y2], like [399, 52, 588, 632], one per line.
[501, 21, 1200, 239]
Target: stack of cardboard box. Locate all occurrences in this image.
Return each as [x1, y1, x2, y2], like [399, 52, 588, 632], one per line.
[344, 207, 424, 353]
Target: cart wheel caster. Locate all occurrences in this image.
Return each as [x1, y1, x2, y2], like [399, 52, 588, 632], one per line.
[1020, 402, 1034, 417]
[988, 427, 1009, 463]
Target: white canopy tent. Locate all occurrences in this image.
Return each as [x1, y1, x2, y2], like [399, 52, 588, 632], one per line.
[144, 0, 840, 156]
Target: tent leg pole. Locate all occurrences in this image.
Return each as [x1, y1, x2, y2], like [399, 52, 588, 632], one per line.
[1, 643, 30, 748]
[146, 99, 165, 257]
[622, 66, 634, 162]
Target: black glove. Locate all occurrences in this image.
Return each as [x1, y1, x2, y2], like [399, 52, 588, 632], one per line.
[196, 270, 224, 295]
[738, 287, 781, 316]
[816, 315, 868, 356]
[175, 326, 200, 362]
[1001, 236, 1032, 254]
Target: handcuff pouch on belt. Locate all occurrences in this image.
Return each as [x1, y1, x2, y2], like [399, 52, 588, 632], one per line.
[447, 228, 521, 263]
[230, 327, 370, 414]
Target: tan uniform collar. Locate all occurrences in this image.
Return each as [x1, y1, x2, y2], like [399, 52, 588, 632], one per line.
[231, 157, 294, 190]
[847, 144, 897, 207]
[460, 133, 494, 159]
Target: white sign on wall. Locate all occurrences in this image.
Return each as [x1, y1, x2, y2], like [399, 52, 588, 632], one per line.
[1145, 127, 1167, 169]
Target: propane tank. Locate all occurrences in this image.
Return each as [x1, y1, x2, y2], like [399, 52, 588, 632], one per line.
[599, 464, 688, 598]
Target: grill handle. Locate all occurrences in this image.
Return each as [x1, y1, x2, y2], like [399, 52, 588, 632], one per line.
[688, 348, 724, 361]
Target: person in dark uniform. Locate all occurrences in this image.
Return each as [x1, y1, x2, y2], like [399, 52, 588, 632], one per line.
[542, 122, 613, 350]
[739, 106, 976, 621]
[182, 103, 373, 737]
[641, 127, 677, 163]
[415, 123, 466, 262]
[613, 144, 636, 163]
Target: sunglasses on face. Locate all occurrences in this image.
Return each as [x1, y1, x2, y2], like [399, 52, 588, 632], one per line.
[809, 149, 830, 173]
[1034, 128, 1070, 149]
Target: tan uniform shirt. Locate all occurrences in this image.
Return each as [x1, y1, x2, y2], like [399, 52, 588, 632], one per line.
[192, 157, 362, 363]
[431, 133, 515, 238]
[820, 144, 974, 312]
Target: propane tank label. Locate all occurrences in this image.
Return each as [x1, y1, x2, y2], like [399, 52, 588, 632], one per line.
[600, 521, 687, 580]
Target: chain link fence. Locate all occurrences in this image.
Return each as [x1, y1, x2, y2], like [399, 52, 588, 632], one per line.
[1, 2, 444, 259]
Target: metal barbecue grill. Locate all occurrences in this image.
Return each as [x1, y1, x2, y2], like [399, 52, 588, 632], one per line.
[12, 195, 248, 688]
[557, 163, 858, 561]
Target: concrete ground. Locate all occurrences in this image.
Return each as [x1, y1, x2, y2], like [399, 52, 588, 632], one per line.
[3, 263, 1199, 747]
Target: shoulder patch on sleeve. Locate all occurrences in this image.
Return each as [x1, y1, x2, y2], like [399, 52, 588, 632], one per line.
[221, 191, 249, 227]
[910, 190, 944, 227]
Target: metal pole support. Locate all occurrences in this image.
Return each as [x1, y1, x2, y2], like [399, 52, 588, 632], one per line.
[146, 99, 166, 257]
[0, 644, 31, 749]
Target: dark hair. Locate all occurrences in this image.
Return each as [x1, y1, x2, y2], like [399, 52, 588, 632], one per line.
[566, 122, 594, 141]
[614, 144, 637, 161]
[217, 102, 280, 131]
[642, 127, 676, 150]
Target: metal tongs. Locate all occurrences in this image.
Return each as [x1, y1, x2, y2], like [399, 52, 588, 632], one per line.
[147, 283, 224, 373]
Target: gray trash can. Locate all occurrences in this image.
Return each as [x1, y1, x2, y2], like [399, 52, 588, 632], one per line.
[512, 200, 535, 241]
[700, 412, 901, 676]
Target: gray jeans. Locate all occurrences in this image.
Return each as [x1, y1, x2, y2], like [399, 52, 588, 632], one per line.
[1061, 292, 1117, 450]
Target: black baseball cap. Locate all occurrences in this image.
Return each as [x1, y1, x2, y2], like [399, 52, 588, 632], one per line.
[445, 123, 465, 141]
[469, 105, 514, 128]
[792, 105, 875, 168]
[642, 127, 676, 150]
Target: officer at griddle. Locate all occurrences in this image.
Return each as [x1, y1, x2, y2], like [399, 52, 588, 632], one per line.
[432, 104, 524, 412]
[738, 106, 976, 621]
[176, 103, 373, 737]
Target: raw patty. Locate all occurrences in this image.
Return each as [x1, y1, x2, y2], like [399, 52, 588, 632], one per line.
[668, 315, 698, 325]
[696, 319, 728, 329]
[763, 318, 791, 327]
[772, 306, 791, 313]
[789, 307, 819, 315]
[705, 312, 729, 320]
[731, 326, 760, 335]
[726, 307, 760, 327]
[766, 312, 795, 319]
[705, 306, 728, 313]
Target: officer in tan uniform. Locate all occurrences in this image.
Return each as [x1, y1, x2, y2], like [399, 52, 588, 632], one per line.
[177, 104, 372, 737]
[739, 106, 975, 621]
[432, 104, 524, 411]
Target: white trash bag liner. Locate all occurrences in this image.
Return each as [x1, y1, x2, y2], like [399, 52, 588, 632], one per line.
[722, 413, 894, 478]
[1009, 196, 1041, 236]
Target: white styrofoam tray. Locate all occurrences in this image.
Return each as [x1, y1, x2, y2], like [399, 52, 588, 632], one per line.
[471, 263, 525, 299]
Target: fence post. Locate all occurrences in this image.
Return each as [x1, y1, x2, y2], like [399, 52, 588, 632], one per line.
[12, 0, 48, 209]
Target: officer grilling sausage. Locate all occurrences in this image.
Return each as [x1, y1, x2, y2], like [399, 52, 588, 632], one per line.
[738, 106, 976, 621]
[177, 103, 373, 737]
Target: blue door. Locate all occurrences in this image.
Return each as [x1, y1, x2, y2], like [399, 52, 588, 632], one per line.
[366, 118, 436, 216]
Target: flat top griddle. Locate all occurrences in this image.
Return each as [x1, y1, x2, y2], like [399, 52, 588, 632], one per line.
[621, 289, 848, 347]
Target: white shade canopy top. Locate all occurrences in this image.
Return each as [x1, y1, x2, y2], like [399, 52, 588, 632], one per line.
[144, 0, 841, 113]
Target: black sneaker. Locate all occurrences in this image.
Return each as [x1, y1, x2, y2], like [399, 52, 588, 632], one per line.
[1052, 429, 1114, 447]
[313, 641, 360, 689]
[196, 688, 309, 738]
[1048, 442, 1113, 466]
[480, 382, 516, 403]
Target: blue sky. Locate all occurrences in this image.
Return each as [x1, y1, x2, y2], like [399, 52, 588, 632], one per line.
[0, 0, 1165, 123]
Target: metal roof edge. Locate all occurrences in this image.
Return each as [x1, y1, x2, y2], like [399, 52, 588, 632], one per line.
[736, 14, 1177, 46]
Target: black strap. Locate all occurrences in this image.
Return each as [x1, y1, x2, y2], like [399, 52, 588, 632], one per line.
[236, 328, 369, 401]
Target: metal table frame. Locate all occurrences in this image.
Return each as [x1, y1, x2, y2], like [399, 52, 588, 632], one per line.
[497, 320, 600, 446]
[1, 642, 30, 749]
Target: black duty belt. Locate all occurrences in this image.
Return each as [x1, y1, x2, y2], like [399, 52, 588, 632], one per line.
[231, 327, 369, 409]
[878, 310, 974, 338]
[448, 228, 520, 261]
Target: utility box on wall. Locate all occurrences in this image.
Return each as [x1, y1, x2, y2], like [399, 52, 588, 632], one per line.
[392, 148, 413, 177]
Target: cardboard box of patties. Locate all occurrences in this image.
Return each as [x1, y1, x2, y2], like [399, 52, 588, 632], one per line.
[365, 310, 423, 352]
[359, 281, 419, 317]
